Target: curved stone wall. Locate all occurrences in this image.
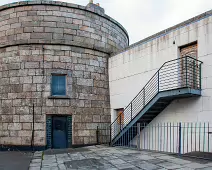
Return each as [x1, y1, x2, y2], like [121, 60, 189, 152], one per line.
[0, 1, 128, 148]
[0, 1, 128, 53]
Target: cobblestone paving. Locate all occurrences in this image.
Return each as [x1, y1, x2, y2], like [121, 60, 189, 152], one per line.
[29, 145, 212, 170]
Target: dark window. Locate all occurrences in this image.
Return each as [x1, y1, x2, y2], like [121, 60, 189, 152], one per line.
[51, 75, 66, 96]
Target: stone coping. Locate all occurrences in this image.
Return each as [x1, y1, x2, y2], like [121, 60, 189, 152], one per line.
[0, 0, 129, 42]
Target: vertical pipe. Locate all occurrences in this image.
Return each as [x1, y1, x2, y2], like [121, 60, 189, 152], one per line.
[179, 122, 182, 156]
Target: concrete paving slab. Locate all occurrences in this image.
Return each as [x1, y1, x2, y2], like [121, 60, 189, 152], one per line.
[28, 145, 212, 170]
[157, 161, 183, 169]
[183, 162, 210, 169]
[135, 161, 160, 170]
[168, 157, 192, 165]
[146, 158, 167, 164]
[114, 163, 136, 169]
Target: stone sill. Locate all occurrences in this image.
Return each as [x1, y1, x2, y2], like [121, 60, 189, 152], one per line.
[48, 95, 71, 99]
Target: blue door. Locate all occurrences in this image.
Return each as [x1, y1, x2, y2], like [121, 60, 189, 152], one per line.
[52, 117, 67, 149]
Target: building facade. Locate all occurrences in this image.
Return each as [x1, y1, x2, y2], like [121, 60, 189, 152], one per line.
[109, 11, 212, 152]
[0, 0, 129, 150]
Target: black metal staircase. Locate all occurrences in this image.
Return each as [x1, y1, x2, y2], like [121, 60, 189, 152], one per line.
[110, 56, 203, 146]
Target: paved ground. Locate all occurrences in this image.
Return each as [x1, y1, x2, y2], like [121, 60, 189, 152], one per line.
[0, 151, 32, 170]
[28, 145, 212, 170]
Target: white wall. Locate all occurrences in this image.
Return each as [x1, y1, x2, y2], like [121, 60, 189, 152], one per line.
[109, 15, 212, 153]
[109, 15, 212, 124]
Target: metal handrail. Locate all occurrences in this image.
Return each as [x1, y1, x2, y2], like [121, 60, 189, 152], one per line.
[110, 56, 203, 141]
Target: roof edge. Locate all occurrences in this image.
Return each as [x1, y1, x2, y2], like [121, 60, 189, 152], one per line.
[111, 9, 212, 57]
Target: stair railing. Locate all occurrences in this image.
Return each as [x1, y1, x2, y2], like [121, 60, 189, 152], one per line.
[110, 56, 203, 142]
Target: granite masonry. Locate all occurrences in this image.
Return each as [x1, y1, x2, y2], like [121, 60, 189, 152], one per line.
[0, 0, 129, 149]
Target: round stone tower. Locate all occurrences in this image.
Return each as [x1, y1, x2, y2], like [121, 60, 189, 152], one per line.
[0, 0, 128, 149]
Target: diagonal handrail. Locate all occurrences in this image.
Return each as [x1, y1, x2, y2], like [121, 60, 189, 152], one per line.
[110, 56, 203, 142]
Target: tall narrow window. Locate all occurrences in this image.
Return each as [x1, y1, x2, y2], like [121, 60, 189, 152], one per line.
[51, 75, 66, 96]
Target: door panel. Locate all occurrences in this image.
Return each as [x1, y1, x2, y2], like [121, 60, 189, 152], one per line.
[52, 116, 67, 149]
[180, 43, 198, 89]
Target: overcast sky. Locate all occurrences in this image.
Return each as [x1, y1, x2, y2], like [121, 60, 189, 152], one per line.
[1, 0, 212, 44]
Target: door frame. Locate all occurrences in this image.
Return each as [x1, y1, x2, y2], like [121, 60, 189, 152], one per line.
[52, 115, 68, 149]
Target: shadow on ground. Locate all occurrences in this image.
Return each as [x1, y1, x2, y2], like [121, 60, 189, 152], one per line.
[0, 151, 32, 170]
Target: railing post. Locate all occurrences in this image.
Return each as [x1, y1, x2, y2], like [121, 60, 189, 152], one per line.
[109, 125, 111, 146]
[137, 123, 141, 150]
[120, 115, 122, 132]
[143, 89, 145, 106]
[131, 103, 133, 120]
[199, 63, 202, 90]
[158, 71, 160, 92]
[185, 57, 188, 87]
[96, 126, 99, 145]
[178, 122, 182, 156]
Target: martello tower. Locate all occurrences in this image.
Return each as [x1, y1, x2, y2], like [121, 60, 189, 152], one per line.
[0, 0, 128, 149]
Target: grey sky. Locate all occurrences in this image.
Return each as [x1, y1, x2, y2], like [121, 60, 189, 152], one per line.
[1, 0, 212, 44]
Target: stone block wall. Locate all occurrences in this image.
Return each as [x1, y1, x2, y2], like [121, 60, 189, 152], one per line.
[0, 44, 110, 146]
[0, 1, 129, 147]
[0, 1, 128, 53]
